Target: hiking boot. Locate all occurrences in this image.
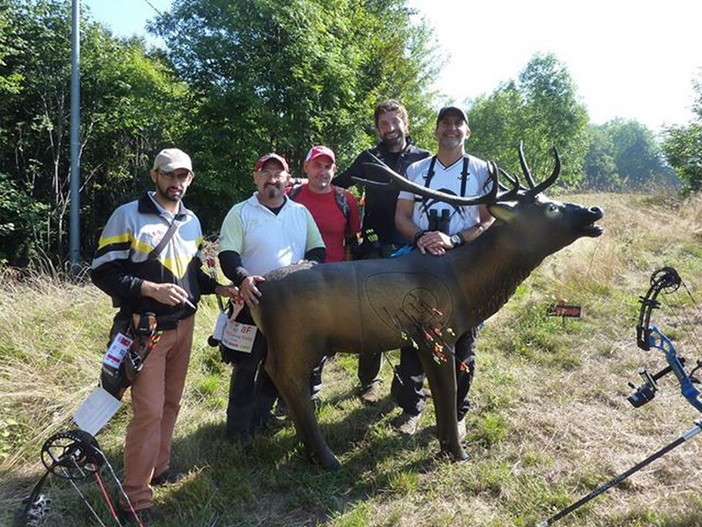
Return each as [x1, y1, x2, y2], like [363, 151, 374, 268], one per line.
[225, 429, 253, 448]
[393, 412, 421, 435]
[118, 506, 165, 526]
[359, 381, 381, 405]
[457, 417, 467, 441]
[150, 468, 185, 486]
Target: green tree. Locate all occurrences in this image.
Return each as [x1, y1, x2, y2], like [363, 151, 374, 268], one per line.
[0, 3, 22, 98]
[151, 0, 439, 231]
[0, 0, 186, 265]
[583, 124, 622, 191]
[603, 119, 676, 189]
[468, 53, 589, 188]
[662, 74, 702, 192]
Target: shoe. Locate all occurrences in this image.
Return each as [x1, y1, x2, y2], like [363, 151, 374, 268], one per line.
[225, 429, 253, 448]
[150, 468, 185, 486]
[393, 412, 421, 435]
[273, 401, 288, 420]
[457, 417, 466, 440]
[118, 506, 165, 526]
[255, 412, 286, 434]
[359, 381, 381, 405]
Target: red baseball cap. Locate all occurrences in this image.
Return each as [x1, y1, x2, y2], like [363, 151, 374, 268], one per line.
[304, 145, 335, 163]
[254, 153, 289, 172]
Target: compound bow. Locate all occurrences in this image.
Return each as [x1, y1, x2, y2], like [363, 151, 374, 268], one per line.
[538, 266, 701, 527]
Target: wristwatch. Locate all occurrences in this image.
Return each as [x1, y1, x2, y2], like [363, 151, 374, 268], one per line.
[450, 234, 463, 247]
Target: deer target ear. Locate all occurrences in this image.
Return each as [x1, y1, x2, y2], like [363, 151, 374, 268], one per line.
[488, 203, 517, 223]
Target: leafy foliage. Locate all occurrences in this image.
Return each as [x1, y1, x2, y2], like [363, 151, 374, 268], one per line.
[662, 74, 702, 192]
[0, 171, 49, 264]
[585, 119, 677, 191]
[467, 53, 589, 188]
[0, 0, 186, 265]
[150, 0, 439, 231]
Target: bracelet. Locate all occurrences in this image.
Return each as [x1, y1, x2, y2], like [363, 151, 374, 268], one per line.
[413, 230, 427, 245]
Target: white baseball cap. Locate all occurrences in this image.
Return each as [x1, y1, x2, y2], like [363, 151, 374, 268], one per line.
[153, 148, 193, 173]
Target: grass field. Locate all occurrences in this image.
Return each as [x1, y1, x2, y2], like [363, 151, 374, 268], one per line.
[1, 192, 701, 527]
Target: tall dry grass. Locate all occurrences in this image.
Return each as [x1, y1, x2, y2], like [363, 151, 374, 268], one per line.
[0, 192, 700, 527]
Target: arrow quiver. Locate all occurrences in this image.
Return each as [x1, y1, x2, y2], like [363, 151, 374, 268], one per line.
[100, 312, 159, 400]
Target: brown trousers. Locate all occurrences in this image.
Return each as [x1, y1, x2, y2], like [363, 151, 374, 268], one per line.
[120, 315, 194, 510]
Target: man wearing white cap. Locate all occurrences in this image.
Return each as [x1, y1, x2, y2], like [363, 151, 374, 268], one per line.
[92, 148, 238, 524]
[392, 106, 495, 437]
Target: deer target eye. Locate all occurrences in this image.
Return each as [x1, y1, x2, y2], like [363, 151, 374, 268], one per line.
[545, 204, 561, 219]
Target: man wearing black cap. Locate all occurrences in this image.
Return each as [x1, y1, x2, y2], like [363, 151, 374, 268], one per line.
[392, 107, 495, 436]
[333, 99, 430, 404]
[218, 153, 326, 445]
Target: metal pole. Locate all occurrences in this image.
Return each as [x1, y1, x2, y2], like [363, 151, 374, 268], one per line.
[69, 0, 81, 274]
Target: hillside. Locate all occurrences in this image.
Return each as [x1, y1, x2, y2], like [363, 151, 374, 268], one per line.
[1, 192, 701, 527]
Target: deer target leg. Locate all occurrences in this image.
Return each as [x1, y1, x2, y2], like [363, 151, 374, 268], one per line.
[265, 343, 340, 471]
[416, 345, 467, 462]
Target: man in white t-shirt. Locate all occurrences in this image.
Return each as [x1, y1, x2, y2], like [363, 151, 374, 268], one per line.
[392, 106, 495, 436]
[218, 153, 326, 445]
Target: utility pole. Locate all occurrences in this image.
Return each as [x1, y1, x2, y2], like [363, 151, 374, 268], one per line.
[69, 0, 81, 274]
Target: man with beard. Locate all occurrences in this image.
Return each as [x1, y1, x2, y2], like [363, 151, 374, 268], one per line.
[218, 153, 326, 445]
[333, 99, 430, 404]
[392, 106, 495, 436]
[91, 148, 238, 524]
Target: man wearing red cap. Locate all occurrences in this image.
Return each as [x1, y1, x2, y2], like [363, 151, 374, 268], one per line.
[289, 145, 361, 263]
[286, 145, 361, 401]
[92, 148, 238, 524]
[218, 153, 326, 445]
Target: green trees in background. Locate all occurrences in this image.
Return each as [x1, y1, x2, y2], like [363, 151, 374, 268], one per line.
[0, 0, 186, 265]
[150, 0, 439, 232]
[0, 1, 693, 267]
[466, 53, 589, 188]
[662, 74, 702, 192]
[584, 119, 676, 191]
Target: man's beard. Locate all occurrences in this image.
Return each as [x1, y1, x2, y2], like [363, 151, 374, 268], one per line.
[382, 133, 404, 149]
[265, 184, 281, 200]
[157, 186, 182, 203]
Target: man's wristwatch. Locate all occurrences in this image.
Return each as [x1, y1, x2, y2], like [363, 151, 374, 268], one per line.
[450, 233, 464, 247]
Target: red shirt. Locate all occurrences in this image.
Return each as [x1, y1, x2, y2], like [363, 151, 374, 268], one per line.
[289, 185, 361, 262]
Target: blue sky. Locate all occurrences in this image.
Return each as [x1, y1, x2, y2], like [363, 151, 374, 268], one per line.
[84, 0, 701, 133]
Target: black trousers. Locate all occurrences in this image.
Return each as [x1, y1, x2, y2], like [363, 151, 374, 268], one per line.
[390, 326, 478, 420]
[224, 309, 324, 434]
[223, 309, 278, 435]
[357, 243, 401, 387]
